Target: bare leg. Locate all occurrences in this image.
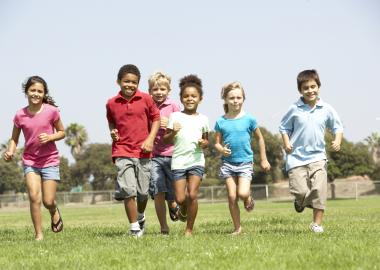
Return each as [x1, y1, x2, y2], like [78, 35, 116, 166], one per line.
[25, 172, 43, 240]
[154, 192, 169, 232]
[124, 197, 137, 223]
[226, 177, 241, 233]
[238, 177, 252, 210]
[313, 209, 324, 225]
[42, 180, 59, 223]
[174, 179, 187, 217]
[137, 197, 148, 214]
[185, 175, 201, 235]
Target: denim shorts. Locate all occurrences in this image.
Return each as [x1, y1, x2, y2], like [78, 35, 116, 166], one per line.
[149, 156, 175, 201]
[172, 166, 205, 181]
[219, 160, 253, 181]
[23, 166, 61, 181]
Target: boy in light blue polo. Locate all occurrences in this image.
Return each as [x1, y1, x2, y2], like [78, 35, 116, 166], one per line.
[279, 69, 343, 233]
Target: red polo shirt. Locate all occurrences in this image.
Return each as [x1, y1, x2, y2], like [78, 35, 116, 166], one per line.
[106, 90, 160, 159]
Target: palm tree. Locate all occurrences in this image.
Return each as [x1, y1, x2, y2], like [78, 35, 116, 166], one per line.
[365, 132, 380, 164]
[64, 123, 88, 161]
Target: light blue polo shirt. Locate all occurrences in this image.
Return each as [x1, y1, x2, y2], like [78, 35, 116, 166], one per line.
[279, 98, 343, 171]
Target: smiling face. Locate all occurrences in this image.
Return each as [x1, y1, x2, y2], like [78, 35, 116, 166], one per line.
[117, 73, 139, 99]
[225, 88, 244, 114]
[150, 83, 170, 105]
[26, 82, 45, 106]
[299, 79, 320, 106]
[180, 86, 202, 114]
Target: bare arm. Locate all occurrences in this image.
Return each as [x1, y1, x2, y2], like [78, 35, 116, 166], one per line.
[3, 125, 21, 161]
[198, 132, 209, 149]
[254, 128, 271, 172]
[331, 132, 343, 151]
[281, 133, 293, 154]
[141, 119, 160, 152]
[108, 122, 119, 142]
[38, 119, 65, 144]
[214, 132, 231, 157]
[163, 122, 181, 145]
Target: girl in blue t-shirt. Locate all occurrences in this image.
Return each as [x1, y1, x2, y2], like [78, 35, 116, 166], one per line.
[214, 82, 271, 235]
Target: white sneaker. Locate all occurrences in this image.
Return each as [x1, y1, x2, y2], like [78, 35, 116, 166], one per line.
[309, 222, 324, 233]
[129, 229, 143, 238]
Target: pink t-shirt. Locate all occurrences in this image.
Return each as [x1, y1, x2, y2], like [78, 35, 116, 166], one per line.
[153, 98, 180, 157]
[14, 104, 61, 168]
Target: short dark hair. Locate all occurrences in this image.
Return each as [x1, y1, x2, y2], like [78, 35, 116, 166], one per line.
[297, 69, 321, 91]
[117, 64, 141, 82]
[179, 74, 203, 98]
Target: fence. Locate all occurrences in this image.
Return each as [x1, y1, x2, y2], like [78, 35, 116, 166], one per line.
[1, 181, 379, 208]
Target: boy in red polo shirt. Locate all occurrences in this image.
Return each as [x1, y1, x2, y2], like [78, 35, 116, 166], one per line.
[106, 64, 160, 237]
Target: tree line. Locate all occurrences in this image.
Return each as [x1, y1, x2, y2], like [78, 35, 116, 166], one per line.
[0, 124, 379, 193]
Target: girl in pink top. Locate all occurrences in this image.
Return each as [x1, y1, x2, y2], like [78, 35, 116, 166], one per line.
[3, 76, 65, 241]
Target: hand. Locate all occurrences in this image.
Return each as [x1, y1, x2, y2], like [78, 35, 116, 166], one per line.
[3, 151, 14, 162]
[198, 138, 208, 149]
[284, 143, 293, 154]
[260, 159, 271, 172]
[141, 138, 153, 153]
[110, 129, 119, 141]
[38, 133, 51, 144]
[173, 122, 182, 133]
[160, 117, 168, 129]
[222, 143, 231, 157]
[331, 140, 341, 151]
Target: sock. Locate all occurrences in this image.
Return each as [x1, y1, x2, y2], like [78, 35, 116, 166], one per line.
[138, 212, 145, 221]
[130, 222, 140, 231]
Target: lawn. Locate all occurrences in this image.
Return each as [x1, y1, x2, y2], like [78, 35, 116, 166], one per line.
[0, 197, 379, 270]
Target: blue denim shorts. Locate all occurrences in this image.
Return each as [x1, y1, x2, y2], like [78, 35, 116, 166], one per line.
[172, 166, 205, 181]
[219, 160, 253, 181]
[149, 156, 175, 201]
[23, 166, 61, 181]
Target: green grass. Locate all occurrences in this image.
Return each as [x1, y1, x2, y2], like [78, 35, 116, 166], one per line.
[0, 198, 379, 270]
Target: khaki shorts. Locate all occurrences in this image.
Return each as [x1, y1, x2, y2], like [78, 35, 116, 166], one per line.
[114, 157, 151, 201]
[288, 160, 327, 210]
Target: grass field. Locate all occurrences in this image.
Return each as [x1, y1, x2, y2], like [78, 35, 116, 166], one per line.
[0, 197, 379, 270]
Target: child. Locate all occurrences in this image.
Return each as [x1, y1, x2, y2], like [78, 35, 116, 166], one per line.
[148, 71, 180, 234]
[279, 69, 343, 233]
[214, 82, 271, 235]
[106, 64, 160, 237]
[164, 74, 209, 236]
[3, 76, 65, 241]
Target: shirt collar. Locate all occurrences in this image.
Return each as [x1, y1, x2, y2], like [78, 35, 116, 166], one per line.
[116, 90, 143, 102]
[296, 97, 324, 108]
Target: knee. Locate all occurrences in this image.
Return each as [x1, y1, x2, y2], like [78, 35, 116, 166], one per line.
[29, 192, 42, 204]
[188, 191, 198, 201]
[238, 191, 250, 201]
[42, 198, 55, 209]
[176, 194, 186, 205]
[227, 193, 237, 203]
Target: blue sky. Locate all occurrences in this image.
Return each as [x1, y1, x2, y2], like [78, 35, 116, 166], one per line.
[1, 0, 379, 162]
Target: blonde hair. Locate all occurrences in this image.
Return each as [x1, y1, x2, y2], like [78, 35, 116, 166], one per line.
[148, 71, 171, 92]
[221, 81, 245, 113]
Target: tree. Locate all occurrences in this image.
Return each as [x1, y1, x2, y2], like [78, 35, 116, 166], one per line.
[252, 127, 285, 183]
[57, 156, 73, 192]
[365, 132, 380, 164]
[0, 159, 24, 194]
[326, 133, 373, 180]
[64, 123, 88, 161]
[70, 143, 116, 191]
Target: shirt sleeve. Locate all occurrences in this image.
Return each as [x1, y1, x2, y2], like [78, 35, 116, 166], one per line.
[13, 114, 20, 128]
[214, 119, 221, 133]
[279, 105, 295, 135]
[202, 116, 210, 133]
[106, 102, 114, 124]
[250, 115, 258, 132]
[167, 113, 175, 129]
[326, 106, 344, 134]
[147, 96, 160, 122]
[52, 107, 60, 123]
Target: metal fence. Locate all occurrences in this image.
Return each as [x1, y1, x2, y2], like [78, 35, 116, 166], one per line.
[1, 181, 379, 208]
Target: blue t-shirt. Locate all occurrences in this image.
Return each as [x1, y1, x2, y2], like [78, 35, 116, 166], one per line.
[214, 113, 258, 163]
